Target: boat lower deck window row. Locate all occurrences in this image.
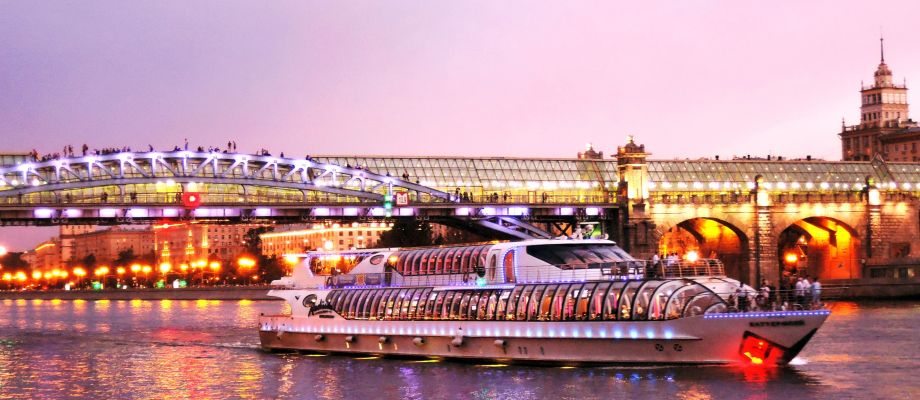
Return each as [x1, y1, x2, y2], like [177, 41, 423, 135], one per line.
[323, 280, 726, 322]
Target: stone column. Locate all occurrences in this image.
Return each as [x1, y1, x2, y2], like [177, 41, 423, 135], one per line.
[752, 207, 778, 286]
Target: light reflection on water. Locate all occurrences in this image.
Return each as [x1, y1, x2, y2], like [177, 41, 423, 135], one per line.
[0, 300, 917, 399]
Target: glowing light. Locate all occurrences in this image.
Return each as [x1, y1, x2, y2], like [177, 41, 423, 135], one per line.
[130, 264, 141, 273]
[784, 253, 798, 265]
[73, 268, 86, 277]
[159, 263, 172, 274]
[685, 251, 699, 262]
[237, 257, 256, 268]
[116, 267, 126, 275]
[32, 271, 42, 280]
[284, 255, 299, 264]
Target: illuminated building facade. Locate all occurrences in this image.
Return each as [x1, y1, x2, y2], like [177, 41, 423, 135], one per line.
[841, 38, 918, 161]
[71, 226, 155, 266]
[154, 222, 263, 266]
[260, 222, 392, 256]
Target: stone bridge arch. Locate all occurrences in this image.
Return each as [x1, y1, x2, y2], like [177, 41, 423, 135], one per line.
[656, 217, 751, 282]
[775, 216, 862, 282]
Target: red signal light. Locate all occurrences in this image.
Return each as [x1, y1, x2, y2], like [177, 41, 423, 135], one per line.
[182, 192, 202, 209]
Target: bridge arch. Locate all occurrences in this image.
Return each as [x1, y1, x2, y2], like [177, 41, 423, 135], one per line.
[776, 216, 861, 282]
[658, 217, 750, 281]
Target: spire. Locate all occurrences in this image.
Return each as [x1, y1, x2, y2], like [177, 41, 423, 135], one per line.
[880, 36, 885, 63]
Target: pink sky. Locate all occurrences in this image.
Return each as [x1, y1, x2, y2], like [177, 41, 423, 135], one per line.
[2, 1, 920, 250]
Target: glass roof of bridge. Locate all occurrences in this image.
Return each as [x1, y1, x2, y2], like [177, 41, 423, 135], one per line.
[314, 156, 618, 189]
[313, 156, 920, 191]
[646, 160, 905, 190]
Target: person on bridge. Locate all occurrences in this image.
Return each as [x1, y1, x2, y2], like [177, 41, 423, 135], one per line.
[811, 276, 822, 308]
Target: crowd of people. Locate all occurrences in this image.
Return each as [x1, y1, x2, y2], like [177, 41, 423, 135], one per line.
[730, 275, 822, 312]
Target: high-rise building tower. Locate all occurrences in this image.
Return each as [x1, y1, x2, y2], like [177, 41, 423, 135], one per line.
[840, 38, 917, 161]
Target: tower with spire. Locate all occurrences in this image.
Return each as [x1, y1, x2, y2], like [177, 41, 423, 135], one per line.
[840, 37, 916, 161]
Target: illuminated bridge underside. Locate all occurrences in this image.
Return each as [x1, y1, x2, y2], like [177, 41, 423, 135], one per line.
[0, 153, 612, 240]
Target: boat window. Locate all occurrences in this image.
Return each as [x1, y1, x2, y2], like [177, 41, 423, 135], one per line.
[705, 302, 728, 314]
[477, 290, 492, 320]
[336, 291, 356, 315]
[364, 290, 382, 320]
[399, 288, 419, 320]
[434, 249, 446, 274]
[619, 281, 642, 320]
[436, 291, 453, 320]
[525, 243, 629, 268]
[412, 288, 431, 320]
[457, 291, 473, 320]
[631, 280, 663, 321]
[495, 289, 512, 320]
[648, 280, 686, 320]
[683, 291, 725, 318]
[551, 284, 571, 321]
[416, 250, 433, 275]
[527, 285, 547, 321]
[326, 291, 342, 309]
[359, 290, 378, 319]
[485, 291, 499, 320]
[349, 290, 369, 318]
[604, 282, 627, 320]
[395, 253, 408, 274]
[439, 291, 456, 320]
[466, 292, 481, 320]
[424, 291, 442, 319]
[386, 289, 408, 320]
[487, 255, 497, 280]
[663, 282, 704, 320]
[498, 286, 524, 321]
[538, 285, 559, 321]
[562, 284, 583, 320]
[400, 252, 417, 275]
[515, 285, 535, 321]
[442, 248, 458, 274]
[362, 289, 382, 319]
[429, 249, 445, 275]
[375, 290, 393, 320]
[588, 282, 611, 321]
[503, 250, 515, 282]
[458, 248, 474, 275]
[450, 291, 468, 320]
[574, 283, 595, 320]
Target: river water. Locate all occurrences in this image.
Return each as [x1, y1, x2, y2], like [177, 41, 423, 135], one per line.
[0, 298, 916, 400]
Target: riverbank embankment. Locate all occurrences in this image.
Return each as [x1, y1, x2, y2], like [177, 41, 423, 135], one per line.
[0, 286, 280, 301]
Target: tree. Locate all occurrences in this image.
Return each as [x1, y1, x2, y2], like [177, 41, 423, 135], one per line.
[0, 252, 30, 270]
[244, 226, 275, 255]
[375, 218, 435, 248]
[81, 253, 97, 268]
[115, 248, 137, 266]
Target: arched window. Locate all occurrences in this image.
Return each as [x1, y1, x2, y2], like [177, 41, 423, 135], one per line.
[485, 291, 499, 320]
[516, 285, 535, 321]
[503, 250, 515, 282]
[463, 292, 479, 320]
[433, 249, 447, 274]
[439, 291, 457, 320]
[503, 286, 524, 320]
[442, 248, 459, 274]
[401, 252, 418, 275]
[458, 247, 475, 274]
[588, 282, 611, 321]
[551, 284, 571, 321]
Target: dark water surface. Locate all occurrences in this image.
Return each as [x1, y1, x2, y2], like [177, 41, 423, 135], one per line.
[0, 298, 917, 399]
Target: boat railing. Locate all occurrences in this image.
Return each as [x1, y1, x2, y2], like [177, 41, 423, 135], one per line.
[711, 288, 830, 313]
[294, 259, 726, 289]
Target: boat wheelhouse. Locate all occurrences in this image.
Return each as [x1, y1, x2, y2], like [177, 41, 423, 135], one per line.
[260, 239, 829, 365]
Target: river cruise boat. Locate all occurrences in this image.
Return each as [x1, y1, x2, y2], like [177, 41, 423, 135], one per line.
[259, 239, 829, 365]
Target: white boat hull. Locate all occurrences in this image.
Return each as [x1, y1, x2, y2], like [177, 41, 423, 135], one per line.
[259, 310, 829, 365]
